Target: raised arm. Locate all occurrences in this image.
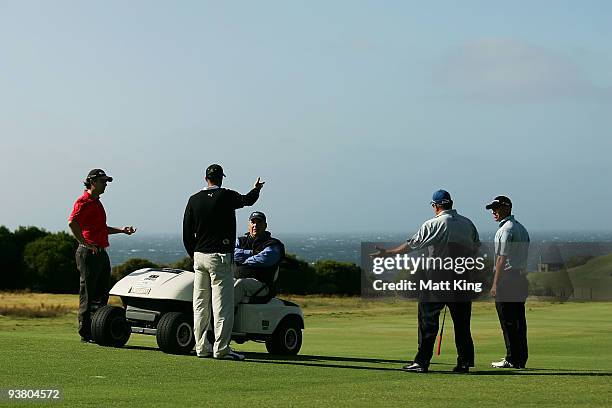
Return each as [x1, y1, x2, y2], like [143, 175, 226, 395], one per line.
[232, 178, 265, 209]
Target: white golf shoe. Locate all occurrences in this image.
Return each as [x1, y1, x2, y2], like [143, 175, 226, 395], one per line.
[491, 358, 515, 368]
[215, 349, 245, 361]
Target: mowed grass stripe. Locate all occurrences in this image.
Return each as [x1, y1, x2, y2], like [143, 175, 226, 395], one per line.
[1, 298, 611, 407]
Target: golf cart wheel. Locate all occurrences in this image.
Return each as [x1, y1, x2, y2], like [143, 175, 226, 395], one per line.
[265, 316, 302, 355]
[91, 305, 131, 347]
[156, 312, 195, 355]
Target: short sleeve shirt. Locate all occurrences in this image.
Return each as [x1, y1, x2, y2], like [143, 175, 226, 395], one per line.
[494, 215, 530, 271]
[407, 209, 480, 257]
[69, 191, 109, 248]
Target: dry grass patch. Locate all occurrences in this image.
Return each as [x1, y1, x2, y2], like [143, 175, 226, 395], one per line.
[0, 292, 120, 318]
[0, 291, 557, 318]
[0, 303, 73, 318]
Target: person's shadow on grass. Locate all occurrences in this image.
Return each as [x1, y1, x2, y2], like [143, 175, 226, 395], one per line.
[242, 352, 612, 376]
[120, 346, 612, 376]
[241, 352, 450, 372]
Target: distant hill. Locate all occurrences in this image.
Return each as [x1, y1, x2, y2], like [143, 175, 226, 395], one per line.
[567, 253, 612, 300]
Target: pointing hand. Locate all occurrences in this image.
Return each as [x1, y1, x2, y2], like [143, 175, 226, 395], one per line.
[369, 246, 388, 258]
[254, 177, 265, 190]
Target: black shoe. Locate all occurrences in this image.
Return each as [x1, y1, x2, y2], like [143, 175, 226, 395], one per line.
[452, 365, 469, 373]
[402, 362, 428, 373]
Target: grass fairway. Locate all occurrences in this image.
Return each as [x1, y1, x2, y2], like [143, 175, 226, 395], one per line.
[1, 297, 611, 407]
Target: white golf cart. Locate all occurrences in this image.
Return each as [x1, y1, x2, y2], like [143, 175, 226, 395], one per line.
[90, 268, 304, 355]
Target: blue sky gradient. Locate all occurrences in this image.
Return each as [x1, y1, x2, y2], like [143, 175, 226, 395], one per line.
[1, 1, 611, 234]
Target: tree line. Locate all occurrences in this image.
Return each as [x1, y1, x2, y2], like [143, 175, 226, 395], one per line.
[0, 226, 362, 295]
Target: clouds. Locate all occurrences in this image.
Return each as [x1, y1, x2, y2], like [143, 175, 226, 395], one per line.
[434, 38, 611, 103]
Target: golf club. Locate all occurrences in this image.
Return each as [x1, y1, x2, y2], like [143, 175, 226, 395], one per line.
[436, 306, 447, 356]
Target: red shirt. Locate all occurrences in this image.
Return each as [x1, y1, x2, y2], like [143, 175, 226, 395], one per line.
[69, 191, 109, 248]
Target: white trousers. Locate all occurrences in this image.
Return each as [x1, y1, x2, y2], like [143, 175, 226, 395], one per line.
[233, 278, 269, 307]
[193, 252, 234, 358]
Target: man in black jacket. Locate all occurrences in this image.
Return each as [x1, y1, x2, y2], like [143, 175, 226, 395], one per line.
[234, 211, 285, 306]
[183, 164, 264, 360]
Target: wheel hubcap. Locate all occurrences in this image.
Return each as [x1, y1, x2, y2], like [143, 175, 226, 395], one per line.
[284, 328, 297, 349]
[110, 317, 126, 339]
[176, 322, 193, 347]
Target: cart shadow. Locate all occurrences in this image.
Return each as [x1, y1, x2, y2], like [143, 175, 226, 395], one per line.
[122, 345, 164, 352]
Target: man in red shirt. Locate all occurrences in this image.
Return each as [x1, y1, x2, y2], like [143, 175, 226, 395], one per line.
[68, 169, 136, 342]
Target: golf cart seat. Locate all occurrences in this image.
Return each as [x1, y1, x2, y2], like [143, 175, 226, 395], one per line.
[241, 267, 279, 305]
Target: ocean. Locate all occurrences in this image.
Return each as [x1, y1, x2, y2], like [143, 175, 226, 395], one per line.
[106, 231, 612, 266]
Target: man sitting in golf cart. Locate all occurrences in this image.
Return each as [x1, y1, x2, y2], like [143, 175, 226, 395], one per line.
[234, 211, 285, 305]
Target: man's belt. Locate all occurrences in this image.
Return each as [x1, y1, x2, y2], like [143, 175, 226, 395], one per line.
[79, 244, 106, 252]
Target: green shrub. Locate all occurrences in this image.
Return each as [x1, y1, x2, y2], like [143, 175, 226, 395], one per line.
[0, 225, 49, 290]
[277, 253, 318, 295]
[313, 260, 361, 295]
[166, 256, 194, 271]
[23, 232, 78, 293]
[111, 258, 160, 284]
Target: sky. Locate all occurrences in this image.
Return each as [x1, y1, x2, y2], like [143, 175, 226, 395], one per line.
[1, 0, 611, 235]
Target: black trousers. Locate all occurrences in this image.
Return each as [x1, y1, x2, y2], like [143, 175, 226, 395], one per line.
[495, 302, 528, 367]
[414, 301, 474, 368]
[75, 246, 111, 339]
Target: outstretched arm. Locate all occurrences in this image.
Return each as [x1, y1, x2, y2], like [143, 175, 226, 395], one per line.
[370, 221, 439, 257]
[371, 242, 412, 257]
[108, 226, 136, 235]
[233, 177, 265, 209]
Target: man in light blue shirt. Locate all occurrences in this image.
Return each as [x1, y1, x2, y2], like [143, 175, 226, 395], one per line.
[486, 195, 530, 369]
[373, 190, 480, 374]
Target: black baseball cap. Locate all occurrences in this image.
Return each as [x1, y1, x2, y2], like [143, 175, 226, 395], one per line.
[86, 169, 113, 182]
[485, 195, 512, 210]
[249, 211, 266, 222]
[206, 164, 226, 179]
